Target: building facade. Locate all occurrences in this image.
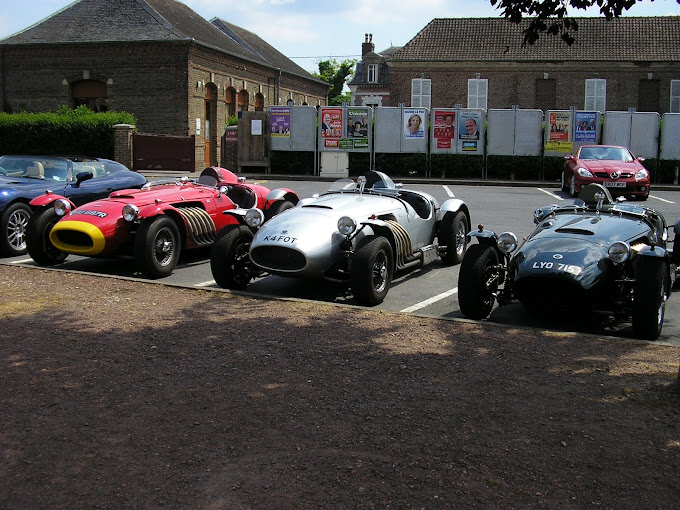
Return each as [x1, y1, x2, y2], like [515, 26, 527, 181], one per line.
[348, 34, 401, 107]
[386, 17, 680, 114]
[0, 0, 329, 170]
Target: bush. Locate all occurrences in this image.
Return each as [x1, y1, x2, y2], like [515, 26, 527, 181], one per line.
[0, 106, 136, 158]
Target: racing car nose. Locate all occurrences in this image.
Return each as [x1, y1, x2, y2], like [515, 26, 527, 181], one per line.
[50, 221, 106, 256]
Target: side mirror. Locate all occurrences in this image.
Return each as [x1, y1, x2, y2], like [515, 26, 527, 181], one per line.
[74, 171, 94, 187]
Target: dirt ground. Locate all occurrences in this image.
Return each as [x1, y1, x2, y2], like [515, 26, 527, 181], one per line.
[1, 264, 679, 509]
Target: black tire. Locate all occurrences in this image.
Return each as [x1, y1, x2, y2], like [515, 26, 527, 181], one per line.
[210, 225, 254, 289]
[458, 243, 500, 320]
[569, 174, 578, 198]
[632, 262, 666, 341]
[560, 171, 568, 192]
[350, 236, 393, 306]
[135, 216, 181, 279]
[0, 202, 32, 256]
[264, 200, 294, 221]
[439, 211, 468, 265]
[26, 208, 68, 266]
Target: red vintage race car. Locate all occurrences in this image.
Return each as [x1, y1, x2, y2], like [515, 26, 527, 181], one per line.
[26, 167, 298, 278]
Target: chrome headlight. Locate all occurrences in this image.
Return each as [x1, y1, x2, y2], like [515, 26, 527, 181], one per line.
[245, 208, 265, 228]
[608, 241, 630, 264]
[54, 199, 71, 216]
[496, 232, 518, 254]
[635, 168, 649, 181]
[338, 216, 357, 236]
[122, 204, 139, 222]
[577, 167, 594, 178]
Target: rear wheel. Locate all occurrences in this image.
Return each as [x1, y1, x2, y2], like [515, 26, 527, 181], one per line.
[632, 262, 666, 340]
[1, 202, 31, 256]
[135, 216, 181, 279]
[350, 236, 393, 306]
[264, 200, 294, 221]
[210, 225, 254, 289]
[26, 208, 68, 266]
[439, 211, 468, 265]
[458, 243, 500, 320]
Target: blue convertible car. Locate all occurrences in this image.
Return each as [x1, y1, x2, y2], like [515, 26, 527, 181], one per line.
[0, 155, 147, 256]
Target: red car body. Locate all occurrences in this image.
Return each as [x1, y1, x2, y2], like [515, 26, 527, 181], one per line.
[562, 145, 650, 200]
[27, 167, 298, 278]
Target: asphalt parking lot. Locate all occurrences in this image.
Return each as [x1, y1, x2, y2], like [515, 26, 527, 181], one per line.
[4, 177, 679, 346]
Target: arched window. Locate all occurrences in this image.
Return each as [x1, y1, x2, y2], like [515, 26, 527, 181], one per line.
[225, 87, 236, 118]
[71, 80, 107, 112]
[238, 89, 249, 112]
[254, 92, 264, 111]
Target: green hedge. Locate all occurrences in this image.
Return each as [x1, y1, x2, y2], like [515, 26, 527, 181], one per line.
[0, 106, 136, 159]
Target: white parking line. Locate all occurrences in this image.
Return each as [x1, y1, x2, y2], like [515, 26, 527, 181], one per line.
[400, 287, 458, 313]
[649, 195, 675, 204]
[9, 258, 33, 264]
[195, 280, 216, 287]
[537, 188, 563, 200]
[443, 185, 455, 197]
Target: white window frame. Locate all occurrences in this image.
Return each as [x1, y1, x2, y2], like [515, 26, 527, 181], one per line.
[671, 80, 680, 113]
[467, 78, 488, 110]
[411, 78, 431, 108]
[585, 78, 606, 112]
[367, 64, 378, 83]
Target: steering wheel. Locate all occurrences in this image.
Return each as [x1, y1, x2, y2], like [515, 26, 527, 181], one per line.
[0, 166, 6, 176]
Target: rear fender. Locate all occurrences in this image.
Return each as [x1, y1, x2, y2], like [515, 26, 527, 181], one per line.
[29, 192, 73, 209]
[441, 198, 469, 218]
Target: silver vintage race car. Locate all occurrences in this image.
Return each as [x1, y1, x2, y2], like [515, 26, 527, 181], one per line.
[209, 171, 471, 305]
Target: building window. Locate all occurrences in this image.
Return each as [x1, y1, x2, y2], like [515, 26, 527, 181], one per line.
[71, 80, 108, 112]
[671, 80, 680, 113]
[367, 64, 378, 83]
[467, 78, 488, 110]
[585, 78, 606, 112]
[411, 78, 431, 108]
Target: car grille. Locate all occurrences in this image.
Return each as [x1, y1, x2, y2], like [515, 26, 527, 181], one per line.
[251, 246, 306, 271]
[593, 172, 634, 178]
[54, 230, 94, 248]
[514, 277, 587, 307]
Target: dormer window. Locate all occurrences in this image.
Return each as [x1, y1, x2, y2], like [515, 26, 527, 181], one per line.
[367, 64, 378, 83]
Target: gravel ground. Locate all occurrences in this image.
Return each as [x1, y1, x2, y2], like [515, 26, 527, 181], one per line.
[1, 264, 679, 509]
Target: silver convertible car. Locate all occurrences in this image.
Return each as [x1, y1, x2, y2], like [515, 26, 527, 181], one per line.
[209, 171, 471, 305]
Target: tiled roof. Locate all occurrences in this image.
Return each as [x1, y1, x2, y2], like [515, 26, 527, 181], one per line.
[0, 0, 321, 81]
[389, 16, 680, 62]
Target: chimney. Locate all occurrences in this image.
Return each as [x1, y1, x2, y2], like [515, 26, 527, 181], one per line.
[362, 33, 375, 57]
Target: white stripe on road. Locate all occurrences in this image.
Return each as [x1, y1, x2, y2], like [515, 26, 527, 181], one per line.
[443, 185, 455, 197]
[9, 258, 33, 264]
[537, 188, 563, 200]
[195, 280, 216, 287]
[649, 195, 675, 204]
[400, 287, 458, 313]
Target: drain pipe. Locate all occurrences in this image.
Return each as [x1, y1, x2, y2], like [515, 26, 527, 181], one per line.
[276, 68, 281, 105]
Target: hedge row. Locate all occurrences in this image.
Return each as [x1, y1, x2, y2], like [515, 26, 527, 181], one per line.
[0, 107, 136, 159]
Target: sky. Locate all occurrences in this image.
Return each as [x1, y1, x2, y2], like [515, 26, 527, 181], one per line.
[0, 0, 678, 74]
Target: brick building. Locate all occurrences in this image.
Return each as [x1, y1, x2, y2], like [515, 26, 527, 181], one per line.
[348, 34, 401, 107]
[386, 16, 680, 113]
[0, 0, 329, 170]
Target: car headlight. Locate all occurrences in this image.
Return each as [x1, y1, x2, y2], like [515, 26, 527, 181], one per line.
[496, 231, 518, 254]
[608, 241, 630, 264]
[577, 167, 594, 178]
[245, 208, 265, 228]
[338, 216, 357, 236]
[635, 168, 649, 181]
[54, 199, 71, 216]
[122, 203, 139, 222]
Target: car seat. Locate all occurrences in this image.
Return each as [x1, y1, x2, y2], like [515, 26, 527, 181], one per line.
[197, 167, 219, 187]
[26, 161, 45, 179]
[226, 185, 256, 208]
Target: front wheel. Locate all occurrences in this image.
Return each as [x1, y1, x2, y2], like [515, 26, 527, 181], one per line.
[135, 216, 181, 279]
[210, 225, 254, 289]
[458, 243, 500, 320]
[26, 208, 68, 266]
[264, 200, 294, 221]
[350, 236, 393, 306]
[569, 174, 578, 198]
[632, 262, 666, 340]
[0, 202, 32, 256]
[439, 211, 468, 265]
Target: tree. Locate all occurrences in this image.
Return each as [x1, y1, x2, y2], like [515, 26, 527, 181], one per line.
[314, 59, 357, 106]
[491, 0, 675, 46]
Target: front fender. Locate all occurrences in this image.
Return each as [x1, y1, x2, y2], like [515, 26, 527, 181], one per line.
[220, 208, 249, 226]
[266, 188, 299, 205]
[635, 244, 668, 260]
[137, 203, 171, 219]
[29, 192, 73, 209]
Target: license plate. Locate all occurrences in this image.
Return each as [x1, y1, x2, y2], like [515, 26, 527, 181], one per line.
[603, 181, 626, 188]
[532, 261, 582, 275]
